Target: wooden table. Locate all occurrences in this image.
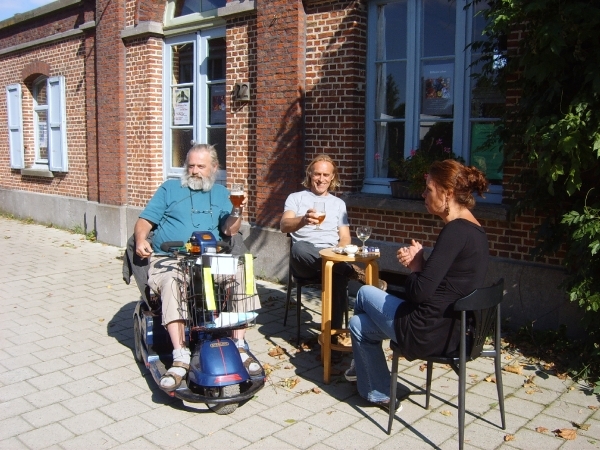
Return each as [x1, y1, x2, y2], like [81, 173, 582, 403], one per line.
[318, 248, 381, 384]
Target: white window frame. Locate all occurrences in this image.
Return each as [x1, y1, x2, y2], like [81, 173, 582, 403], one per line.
[5, 76, 68, 172]
[363, 0, 501, 203]
[163, 27, 226, 183]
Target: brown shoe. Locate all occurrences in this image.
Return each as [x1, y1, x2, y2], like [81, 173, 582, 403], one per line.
[350, 264, 387, 291]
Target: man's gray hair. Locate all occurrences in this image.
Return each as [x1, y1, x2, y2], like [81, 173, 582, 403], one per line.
[184, 144, 220, 170]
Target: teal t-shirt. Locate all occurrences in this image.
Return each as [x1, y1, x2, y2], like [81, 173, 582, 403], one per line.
[140, 179, 232, 253]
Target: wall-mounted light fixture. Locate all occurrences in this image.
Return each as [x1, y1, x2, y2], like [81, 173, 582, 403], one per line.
[233, 82, 251, 101]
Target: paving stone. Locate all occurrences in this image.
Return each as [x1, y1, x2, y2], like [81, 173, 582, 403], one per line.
[22, 403, 74, 428]
[17, 422, 75, 449]
[60, 409, 115, 435]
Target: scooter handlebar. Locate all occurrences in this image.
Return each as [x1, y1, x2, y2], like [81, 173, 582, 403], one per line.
[160, 241, 185, 252]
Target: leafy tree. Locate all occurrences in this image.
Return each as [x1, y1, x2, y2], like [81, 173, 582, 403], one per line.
[472, 0, 600, 390]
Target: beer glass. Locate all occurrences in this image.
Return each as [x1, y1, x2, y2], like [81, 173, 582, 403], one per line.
[230, 183, 245, 217]
[314, 202, 326, 230]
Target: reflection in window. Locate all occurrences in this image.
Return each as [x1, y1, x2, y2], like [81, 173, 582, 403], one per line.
[170, 42, 195, 168]
[174, 0, 226, 17]
[366, 0, 504, 196]
[33, 77, 48, 162]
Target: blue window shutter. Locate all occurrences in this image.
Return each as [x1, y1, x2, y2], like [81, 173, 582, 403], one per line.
[47, 76, 68, 172]
[6, 84, 24, 169]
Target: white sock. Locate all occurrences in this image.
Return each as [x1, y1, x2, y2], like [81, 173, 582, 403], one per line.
[238, 347, 261, 374]
[161, 347, 191, 389]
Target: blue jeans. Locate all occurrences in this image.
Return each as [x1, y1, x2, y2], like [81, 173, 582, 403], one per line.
[349, 285, 405, 403]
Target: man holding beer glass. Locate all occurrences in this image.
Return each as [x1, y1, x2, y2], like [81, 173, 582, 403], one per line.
[281, 154, 373, 352]
[134, 144, 261, 390]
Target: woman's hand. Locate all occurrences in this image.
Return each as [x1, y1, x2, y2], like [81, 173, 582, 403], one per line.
[398, 239, 423, 272]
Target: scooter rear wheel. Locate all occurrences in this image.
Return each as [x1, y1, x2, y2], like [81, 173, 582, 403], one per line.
[133, 317, 144, 364]
[206, 384, 240, 415]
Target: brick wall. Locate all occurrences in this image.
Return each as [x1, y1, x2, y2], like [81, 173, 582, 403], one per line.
[304, 0, 367, 193]
[0, 38, 88, 199]
[226, 16, 258, 223]
[95, 0, 127, 206]
[124, 35, 164, 208]
[254, 0, 306, 228]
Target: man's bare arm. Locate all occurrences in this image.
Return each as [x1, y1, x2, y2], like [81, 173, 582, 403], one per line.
[134, 218, 154, 259]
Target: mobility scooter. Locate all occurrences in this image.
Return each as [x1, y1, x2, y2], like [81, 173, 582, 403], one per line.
[131, 231, 265, 414]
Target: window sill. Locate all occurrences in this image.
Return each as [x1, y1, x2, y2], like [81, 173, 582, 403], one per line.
[341, 192, 509, 222]
[21, 168, 54, 178]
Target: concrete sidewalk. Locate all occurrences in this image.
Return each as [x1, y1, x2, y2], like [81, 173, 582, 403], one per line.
[0, 216, 598, 449]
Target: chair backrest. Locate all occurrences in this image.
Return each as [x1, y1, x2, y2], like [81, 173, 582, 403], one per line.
[454, 279, 504, 360]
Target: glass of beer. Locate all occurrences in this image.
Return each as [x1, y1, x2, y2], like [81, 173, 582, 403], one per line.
[230, 183, 245, 217]
[314, 201, 326, 230]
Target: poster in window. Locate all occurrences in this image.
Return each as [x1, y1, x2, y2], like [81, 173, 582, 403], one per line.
[471, 123, 503, 181]
[210, 84, 226, 125]
[173, 88, 191, 125]
[422, 63, 453, 116]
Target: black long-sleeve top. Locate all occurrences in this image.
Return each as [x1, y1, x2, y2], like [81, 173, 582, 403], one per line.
[394, 219, 489, 361]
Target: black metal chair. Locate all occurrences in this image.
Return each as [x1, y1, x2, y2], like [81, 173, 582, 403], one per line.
[387, 279, 506, 450]
[283, 236, 348, 345]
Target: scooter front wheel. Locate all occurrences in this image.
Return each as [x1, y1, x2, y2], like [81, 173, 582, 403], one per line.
[206, 384, 240, 415]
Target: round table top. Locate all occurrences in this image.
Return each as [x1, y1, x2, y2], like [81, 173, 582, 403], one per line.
[319, 247, 380, 263]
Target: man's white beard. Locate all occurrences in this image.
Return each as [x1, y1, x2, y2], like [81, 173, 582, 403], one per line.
[181, 172, 215, 191]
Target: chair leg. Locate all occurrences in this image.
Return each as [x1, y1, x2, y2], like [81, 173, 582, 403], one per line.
[458, 360, 467, 450]
[495, 352, 506, 429]
[284, 278, 293, 326]
[387, 349, 400, 435]
[295, 284, 302, 346]
[425, 360, 433, 409]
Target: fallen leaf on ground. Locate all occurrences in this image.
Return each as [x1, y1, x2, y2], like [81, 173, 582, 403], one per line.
[553, 429, 577, 440]
[312, 387, 321, 394]
[572, 422, 590, 431]
[440, 410, 452, 416]
[503, 364, 522, 375]
[556, 372, 568, 380]
[589, 405, 599, 411]
[469, 374, 478, 379]
[485, 376, 496, 383]
[418, 363, 427, 372]
[280, 377, 300, 389]
[504, 434, 515, 441]
[262, 363, 274, 376]
[268, 346, 285, 357]
[523, 375, 536, 387]
[536, 427, 548, 433]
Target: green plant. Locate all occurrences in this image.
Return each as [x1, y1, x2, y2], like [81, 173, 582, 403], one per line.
[388, 135, 463, 193]
[473, 0, 600, 389]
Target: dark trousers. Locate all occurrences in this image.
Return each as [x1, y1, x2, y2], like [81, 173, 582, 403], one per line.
[290, 240, 351, 329]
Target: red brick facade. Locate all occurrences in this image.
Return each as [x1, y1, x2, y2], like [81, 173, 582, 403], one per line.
[0, 0, 560, 268]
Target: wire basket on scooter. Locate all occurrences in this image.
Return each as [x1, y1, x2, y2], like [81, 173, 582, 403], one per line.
[180, 253, 259, 332]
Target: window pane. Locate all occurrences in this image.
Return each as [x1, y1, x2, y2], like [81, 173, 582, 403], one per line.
[35, 83, 47, 105]
[172, 129, 193, 168]
[376, 62, 407, 119]
[423, 0, 456, 57]
[208, 127, 226, 169]
[207, 38, 226, 81]
[209, 84, 226, 125]
[381, 1, 407, 61]
[382, 122, 406, 178]
[470, 122, 503, 182]
[470, 61, 504, 118]
[174, 0, 226, 16]
[419, 121, 453, 156]
[172, 44, 194, 84]
[37, 110, 48, 160]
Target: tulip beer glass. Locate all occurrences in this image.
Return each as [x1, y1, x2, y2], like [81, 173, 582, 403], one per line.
[230, 183, 245, 217]
[314, 202, 326, 230]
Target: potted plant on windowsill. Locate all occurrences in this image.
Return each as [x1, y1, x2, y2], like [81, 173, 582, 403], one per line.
[388, 137, 464, 199]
